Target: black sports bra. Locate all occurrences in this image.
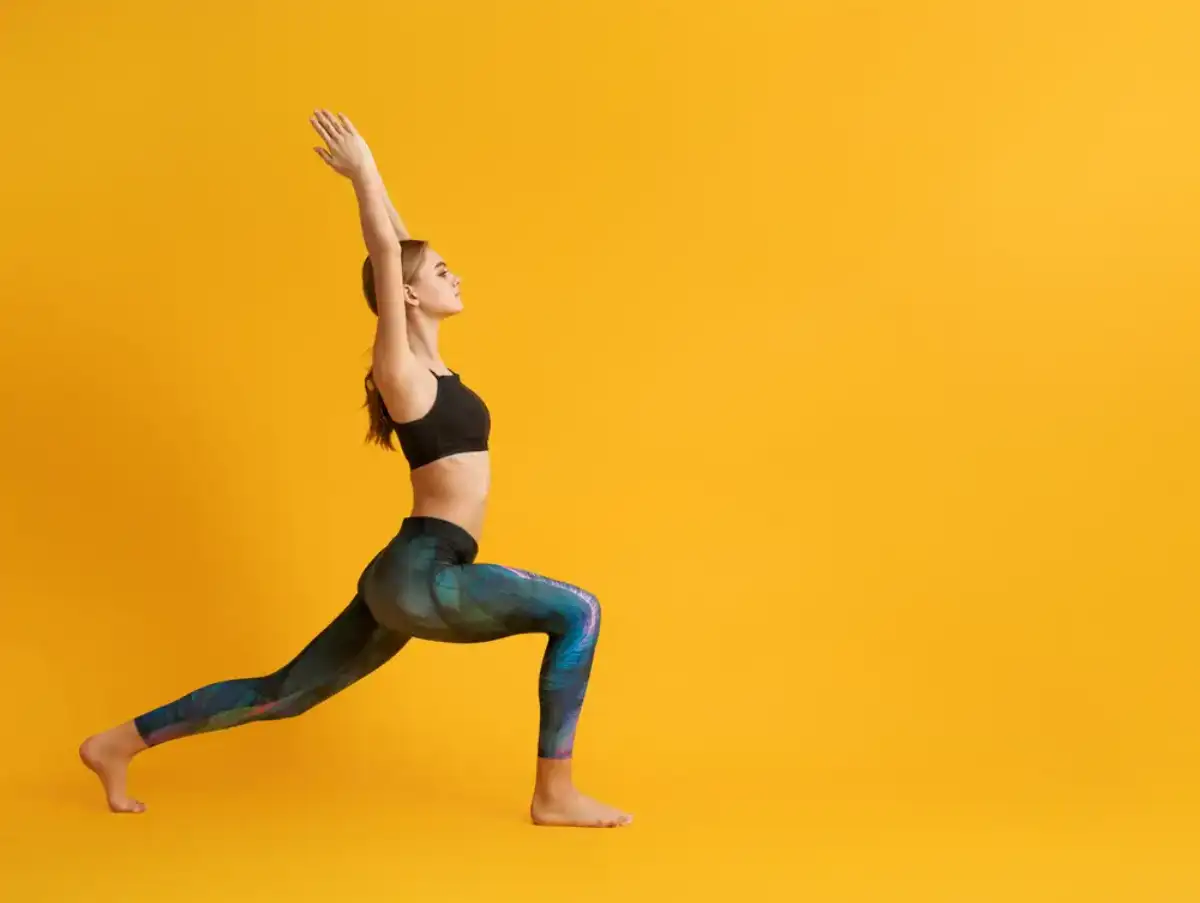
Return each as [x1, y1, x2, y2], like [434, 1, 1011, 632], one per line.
[392, 370, 490, 469]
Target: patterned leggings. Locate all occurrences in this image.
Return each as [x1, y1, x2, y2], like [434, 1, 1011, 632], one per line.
[133, 517, 601, 759]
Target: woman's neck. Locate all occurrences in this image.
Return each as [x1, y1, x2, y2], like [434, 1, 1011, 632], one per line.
[405, 314, 439, 355]
[406, 316, 442, 368]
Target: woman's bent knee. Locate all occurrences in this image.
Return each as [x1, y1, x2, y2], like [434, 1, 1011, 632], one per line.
[568, 589, 601, 639]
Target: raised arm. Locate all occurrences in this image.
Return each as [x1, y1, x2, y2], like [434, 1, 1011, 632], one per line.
[311, 110, 414, 385]
[383, 188, 411, 242]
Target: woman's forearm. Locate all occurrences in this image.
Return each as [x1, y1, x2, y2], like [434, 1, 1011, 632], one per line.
[353, 168, 400, 262]
[382, 188, 410, 242]
[353, 167, 410, 371]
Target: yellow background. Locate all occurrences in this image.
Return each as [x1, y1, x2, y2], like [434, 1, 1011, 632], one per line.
[2, 0, 1199, 899]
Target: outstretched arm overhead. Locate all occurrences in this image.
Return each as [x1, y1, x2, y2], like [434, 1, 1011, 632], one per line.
[381, 185, 410, 242]
[311, 110, 415, 389]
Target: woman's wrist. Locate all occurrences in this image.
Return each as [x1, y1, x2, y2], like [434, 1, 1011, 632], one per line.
[351, 165, 384, 194]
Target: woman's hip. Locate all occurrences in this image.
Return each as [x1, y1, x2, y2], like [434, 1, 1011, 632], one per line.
[358, 516, 480, 635]
[358, 525, 599, 642]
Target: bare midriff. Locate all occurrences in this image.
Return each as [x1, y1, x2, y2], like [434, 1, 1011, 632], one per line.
[408, 450, 490, 542]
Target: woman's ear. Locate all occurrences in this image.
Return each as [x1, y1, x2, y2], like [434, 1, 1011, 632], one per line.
[404, 284, 419, 307]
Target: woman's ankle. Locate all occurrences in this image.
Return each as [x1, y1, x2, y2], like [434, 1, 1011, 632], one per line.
[533, 756, 575, 799]
[89, 721, 149, 756]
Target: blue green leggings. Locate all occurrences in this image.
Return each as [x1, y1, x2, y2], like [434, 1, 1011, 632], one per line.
[133, 517, 600, 759]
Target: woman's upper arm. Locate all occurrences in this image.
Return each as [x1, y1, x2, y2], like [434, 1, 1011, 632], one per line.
[374, 356, 435, 424]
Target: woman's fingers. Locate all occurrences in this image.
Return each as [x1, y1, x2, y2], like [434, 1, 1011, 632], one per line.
[310, 113, 336, 147]
[319, 109, 345, 139]
[310, 109, 362, 168]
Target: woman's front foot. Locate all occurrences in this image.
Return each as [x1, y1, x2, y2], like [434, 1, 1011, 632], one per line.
[531, 789, 633, 827]
[530, 757, 632, 828]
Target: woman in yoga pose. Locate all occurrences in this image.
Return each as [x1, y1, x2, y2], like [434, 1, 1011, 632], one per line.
[79, 110, 631, 828]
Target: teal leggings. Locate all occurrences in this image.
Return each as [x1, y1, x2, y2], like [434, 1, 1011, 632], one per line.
[134, 517, 601, 759]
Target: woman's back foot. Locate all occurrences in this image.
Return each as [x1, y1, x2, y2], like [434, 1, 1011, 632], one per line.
[78, 723, 147, 814]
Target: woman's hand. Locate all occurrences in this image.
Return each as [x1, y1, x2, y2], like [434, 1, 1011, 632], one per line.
[311, 109, 376, 180]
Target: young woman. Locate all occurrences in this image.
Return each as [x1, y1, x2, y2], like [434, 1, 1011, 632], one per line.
[78, 110, 631, 828]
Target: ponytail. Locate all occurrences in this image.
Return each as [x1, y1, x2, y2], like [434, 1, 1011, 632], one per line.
[363, 367, 397, 450]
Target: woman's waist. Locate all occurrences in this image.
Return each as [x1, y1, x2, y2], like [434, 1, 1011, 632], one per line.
[409, 452, 489, 498]
[408, 453, 489, 541]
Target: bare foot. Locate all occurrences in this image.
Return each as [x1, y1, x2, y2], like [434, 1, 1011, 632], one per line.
[79, 723, 147, 814]
[531, 789, 633, 828]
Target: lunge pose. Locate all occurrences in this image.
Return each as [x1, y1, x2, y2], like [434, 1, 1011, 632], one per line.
[79, 110, 630, 828]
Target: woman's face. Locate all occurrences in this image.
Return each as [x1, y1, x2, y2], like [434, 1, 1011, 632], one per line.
[409, 249, 463, 317]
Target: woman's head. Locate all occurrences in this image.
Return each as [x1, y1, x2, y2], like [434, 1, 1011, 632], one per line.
[360, 238, 463, 450]
[361, 239, 462, 320]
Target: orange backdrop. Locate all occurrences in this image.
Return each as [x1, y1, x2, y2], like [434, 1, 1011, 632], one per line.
[2, 1, 1198, 900]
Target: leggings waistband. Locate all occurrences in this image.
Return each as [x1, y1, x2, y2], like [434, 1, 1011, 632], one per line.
[397, 516, 479, 562]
